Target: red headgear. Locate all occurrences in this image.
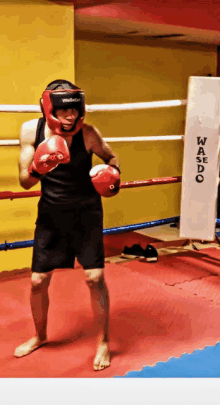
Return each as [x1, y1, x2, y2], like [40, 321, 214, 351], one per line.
[40, 80, 85, 136]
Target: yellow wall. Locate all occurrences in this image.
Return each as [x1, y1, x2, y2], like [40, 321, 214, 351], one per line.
[0, 2, 74, 272]
[0, 5, 217, 272]
[74, 38, 217, 228]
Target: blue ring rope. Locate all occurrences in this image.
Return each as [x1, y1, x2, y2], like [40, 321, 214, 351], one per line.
[103, 216, 180, 235]
[0, 216, 180, 251]
[1, 216, 219, 252]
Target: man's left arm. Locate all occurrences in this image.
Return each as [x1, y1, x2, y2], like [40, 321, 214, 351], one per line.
[86, 125, 120, 173]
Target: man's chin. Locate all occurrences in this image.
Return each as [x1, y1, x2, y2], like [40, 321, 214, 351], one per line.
[61, 125, 74, 132]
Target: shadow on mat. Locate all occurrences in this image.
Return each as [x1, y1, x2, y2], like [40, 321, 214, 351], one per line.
[45, 316, 97, 349]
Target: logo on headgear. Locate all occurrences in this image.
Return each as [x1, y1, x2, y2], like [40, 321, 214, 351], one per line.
[62, 98, 81, 103]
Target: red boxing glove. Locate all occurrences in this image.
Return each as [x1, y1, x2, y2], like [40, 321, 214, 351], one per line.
[89, 164, 120, 198]
[29, 135, 70, 176]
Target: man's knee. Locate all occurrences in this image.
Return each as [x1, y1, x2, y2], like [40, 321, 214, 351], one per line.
[31, 271, 52, 292]
[85, 268, 105, 289]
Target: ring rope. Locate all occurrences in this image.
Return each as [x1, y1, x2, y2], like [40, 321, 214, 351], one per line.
[0, 140, 20, 146]
[103, 136, 183, 142]
[0, 216, 180, 251]
[0, 191, 41, 200]
[0, 136, 184, 146]
[0, 99, 186, 146]
[0, 105, 41, 113]
[0, 99, 187, 113]
[0, 176, 182, 201]
[86, 99, 187, 112]
[1, 217, 220, 252]
[120, 176, 182, 189]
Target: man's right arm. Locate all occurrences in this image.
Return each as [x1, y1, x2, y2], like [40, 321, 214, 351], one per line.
[19, 119, 40, 190]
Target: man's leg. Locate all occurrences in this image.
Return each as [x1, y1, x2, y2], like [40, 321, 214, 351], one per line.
[85, 268, 110, 371]
[14, 271, 53, 357]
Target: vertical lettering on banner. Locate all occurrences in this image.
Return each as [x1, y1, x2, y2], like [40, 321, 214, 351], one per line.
[180, 76, 220, 240]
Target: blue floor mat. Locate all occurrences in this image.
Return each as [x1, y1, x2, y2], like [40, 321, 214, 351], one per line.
[116, 343, 220, 378]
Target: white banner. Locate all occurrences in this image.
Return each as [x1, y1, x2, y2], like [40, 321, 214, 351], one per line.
[180, 76, 220, 240]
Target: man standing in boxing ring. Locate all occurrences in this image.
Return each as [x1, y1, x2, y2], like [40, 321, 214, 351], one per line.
[15, 79, 120, 371]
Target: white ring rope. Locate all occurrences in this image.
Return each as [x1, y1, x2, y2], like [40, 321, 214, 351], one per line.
[0, 99, 186, 146]
[0, 99, 187, 113]
[0, 135, 183, 146]
[86, 99, 187, 112]
[0, 105, 41, 113]
[0, 140, 20, 146]
[104, 135, 183, 142]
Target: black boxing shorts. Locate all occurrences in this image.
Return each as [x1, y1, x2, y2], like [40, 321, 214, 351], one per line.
[31, 196, 105, 273]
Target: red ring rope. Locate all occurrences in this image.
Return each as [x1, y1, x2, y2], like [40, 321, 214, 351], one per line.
[0, 176, 182, 200]
[120, 176, 182, 189]
[0, 191, 41, 200]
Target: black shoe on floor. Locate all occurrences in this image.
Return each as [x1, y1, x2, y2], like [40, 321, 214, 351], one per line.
[143, 244, 158, 262]
[122, 244, 145, 258]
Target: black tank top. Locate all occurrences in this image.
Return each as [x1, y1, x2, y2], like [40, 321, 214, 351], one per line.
[34, 118, 100, 205]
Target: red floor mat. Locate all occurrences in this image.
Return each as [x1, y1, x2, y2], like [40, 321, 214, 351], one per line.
[118, 248, 220, 285]
[104, 232, 160, 257]
[176, 276, 220, 303]
[1, 248, 220, 378]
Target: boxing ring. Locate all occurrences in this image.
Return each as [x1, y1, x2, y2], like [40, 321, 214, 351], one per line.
[1, 98, 220, 378]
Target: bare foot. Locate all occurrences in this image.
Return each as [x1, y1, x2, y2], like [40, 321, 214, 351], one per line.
[14, 336, 47, 358]
[93, 341, 110, 371]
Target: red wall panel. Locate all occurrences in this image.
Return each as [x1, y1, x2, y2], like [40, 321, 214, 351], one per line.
[76, 0, 220, 32]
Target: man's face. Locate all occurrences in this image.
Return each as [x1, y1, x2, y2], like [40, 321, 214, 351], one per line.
[55, 108, 79, 131]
